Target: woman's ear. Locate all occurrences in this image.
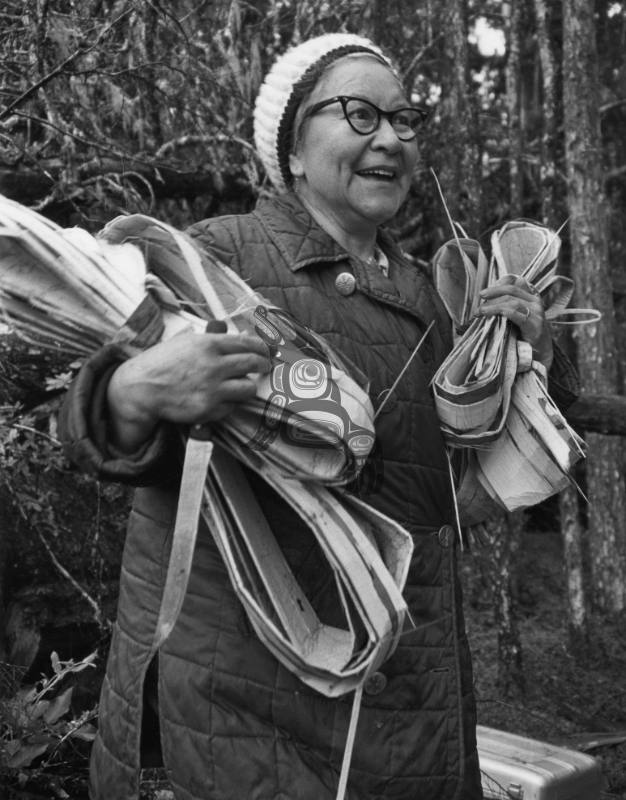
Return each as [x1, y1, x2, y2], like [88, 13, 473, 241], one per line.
[289, 152, 305, 179]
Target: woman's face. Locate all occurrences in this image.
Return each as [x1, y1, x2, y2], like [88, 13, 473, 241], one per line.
[289, 57, 419, 237]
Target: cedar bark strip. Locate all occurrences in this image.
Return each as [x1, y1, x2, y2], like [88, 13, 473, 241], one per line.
[563, 0, 626, 614]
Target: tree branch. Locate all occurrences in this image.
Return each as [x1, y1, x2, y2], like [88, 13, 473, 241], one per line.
[600, 97, 626, 115]
[567, 394, 626, 436]
[0, 7, 132, 122]
[36, 528, 110, 631]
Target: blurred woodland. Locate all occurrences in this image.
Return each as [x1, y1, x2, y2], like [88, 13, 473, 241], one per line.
[0, 0, 625, 796]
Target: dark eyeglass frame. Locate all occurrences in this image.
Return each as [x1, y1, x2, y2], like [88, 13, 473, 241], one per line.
[300, 95, 429, 141]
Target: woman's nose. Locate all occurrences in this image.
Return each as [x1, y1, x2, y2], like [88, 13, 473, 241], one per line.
[371, 117, 403, 150]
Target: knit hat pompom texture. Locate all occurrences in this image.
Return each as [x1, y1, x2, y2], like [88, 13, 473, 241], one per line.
[254, 33, 394, 193]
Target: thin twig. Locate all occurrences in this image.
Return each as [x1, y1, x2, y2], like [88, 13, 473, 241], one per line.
[600, 97, 626, 115]
[401, 34, 444, 82]
[44, 706, 98, 764]
[35, 529, 110, 632]
[155, 132, 255, 159]
[374, 321, 435, 419]
[12, 423, 60, 445]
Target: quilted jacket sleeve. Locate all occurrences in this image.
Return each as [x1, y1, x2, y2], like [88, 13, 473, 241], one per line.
[58, 343, 180, 486]
[547, 339, 580, 412]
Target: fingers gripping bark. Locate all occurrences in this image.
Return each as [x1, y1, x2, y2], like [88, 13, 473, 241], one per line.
[106, 330, 271, 451]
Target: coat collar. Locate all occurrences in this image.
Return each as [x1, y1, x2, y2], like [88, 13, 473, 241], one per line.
[252, 192, 350, 270]
[251, 192, 452, 353]
[252, 192, 408, 271]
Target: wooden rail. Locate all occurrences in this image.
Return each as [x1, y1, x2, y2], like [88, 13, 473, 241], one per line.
[566, 394, 626, 436]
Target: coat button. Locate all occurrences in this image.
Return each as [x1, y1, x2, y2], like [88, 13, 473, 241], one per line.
[437, 524, 455, 548]
[364, 671, 387, 696]
[335, 271, 356, 296]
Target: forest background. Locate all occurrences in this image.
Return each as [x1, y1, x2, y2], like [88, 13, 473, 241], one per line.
[0, 0, 625, 797]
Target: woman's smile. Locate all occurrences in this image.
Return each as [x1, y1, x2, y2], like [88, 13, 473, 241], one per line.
[355, 165, 399, 181]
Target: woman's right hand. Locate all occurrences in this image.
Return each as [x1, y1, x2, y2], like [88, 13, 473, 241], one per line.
[106, 330, 271, 452]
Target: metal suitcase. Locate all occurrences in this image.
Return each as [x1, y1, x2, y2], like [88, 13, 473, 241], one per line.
[477, 725, 605, 799]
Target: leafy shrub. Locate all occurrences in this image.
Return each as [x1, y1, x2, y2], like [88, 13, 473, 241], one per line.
[0, 651, 97, 772]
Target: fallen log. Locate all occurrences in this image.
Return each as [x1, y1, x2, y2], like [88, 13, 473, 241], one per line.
[0, 159, 254, 206]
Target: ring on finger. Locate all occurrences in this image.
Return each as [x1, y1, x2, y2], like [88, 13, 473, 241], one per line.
[520, 305, 531, 321]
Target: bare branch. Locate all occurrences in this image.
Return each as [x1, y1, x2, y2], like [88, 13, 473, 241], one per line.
[0, 7, 132, 122]
[36, 527, 111, 631]
[155, 132, 256, 159]
[600, 97, 626, 115]
[401, 34, 443, 83]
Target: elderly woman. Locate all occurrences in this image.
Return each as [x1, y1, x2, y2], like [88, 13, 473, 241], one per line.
[61, 33, 570, 800]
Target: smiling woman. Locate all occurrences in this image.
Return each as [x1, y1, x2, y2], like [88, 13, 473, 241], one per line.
[58, 30, 564, 800]
[277, 51, 421, 260]
[286, 62, 419, 257]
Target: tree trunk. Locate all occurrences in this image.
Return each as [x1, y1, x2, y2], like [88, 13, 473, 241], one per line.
[534, 0, 590, 651]
[563, 0, 626, 614]
[533, 0, 559, 222]
[490, 512, 526, 700]
[559, 483, 589, 654]
[437, 0, 482, 234]
[504, 0, 524, 215]
[484, 1, 528, 698]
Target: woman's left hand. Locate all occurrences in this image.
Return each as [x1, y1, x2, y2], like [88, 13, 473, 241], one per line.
[478, 274, 553, 369]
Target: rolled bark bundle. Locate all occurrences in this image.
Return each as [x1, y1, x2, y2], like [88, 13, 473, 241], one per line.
[433, 220, 588, 517]
[0, 198, 375, 485]
[0, 195, 413, 699]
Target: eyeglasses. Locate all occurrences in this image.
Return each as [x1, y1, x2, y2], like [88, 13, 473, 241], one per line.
[300, 95, 428, 141]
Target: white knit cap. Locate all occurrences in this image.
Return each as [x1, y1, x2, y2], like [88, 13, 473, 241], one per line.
[253, 33, 395, 193]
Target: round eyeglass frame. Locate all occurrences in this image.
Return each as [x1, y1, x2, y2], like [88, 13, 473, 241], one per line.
[300, 95, 429, 141]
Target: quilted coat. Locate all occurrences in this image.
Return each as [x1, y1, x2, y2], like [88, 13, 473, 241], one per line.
[61, 193, 485, 800]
